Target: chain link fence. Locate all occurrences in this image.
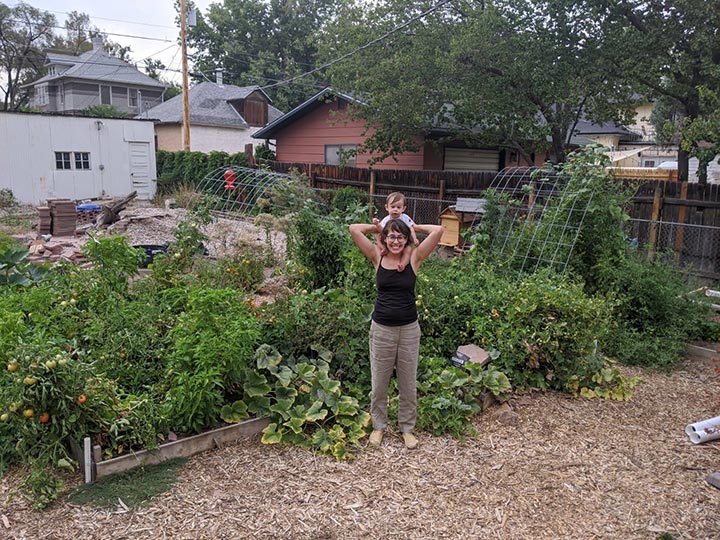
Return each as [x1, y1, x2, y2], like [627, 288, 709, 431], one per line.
[628, 218, 720, 281]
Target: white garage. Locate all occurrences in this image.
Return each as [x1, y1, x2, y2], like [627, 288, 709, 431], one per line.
[0, 111, 157, 205]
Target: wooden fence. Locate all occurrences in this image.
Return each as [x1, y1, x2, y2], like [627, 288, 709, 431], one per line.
[263, 161, 720, 280]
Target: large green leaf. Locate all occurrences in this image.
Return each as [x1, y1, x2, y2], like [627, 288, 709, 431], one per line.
[220, 400, 249, 423]
[305, 400, 328, 422]
[261, 423, 283, 444]
[332, 395, 359, 416]
[255, 344, 283, 369]
[294, 362, 316, 383]
[270, 398, 294, 420]
[275, 384, 297, 402]
[244, 370, 271, 397]
[284, 416, 305, 434]
[273, 365, 294, 387]
[311, 428, 333, 452]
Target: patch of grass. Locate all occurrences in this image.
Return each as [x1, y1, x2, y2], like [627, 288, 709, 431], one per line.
[68, 458, 187, 509]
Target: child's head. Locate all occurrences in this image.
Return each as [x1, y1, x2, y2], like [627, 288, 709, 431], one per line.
[385, 192, 406, 218]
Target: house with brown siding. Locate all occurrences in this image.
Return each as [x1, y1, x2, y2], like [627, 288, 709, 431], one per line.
[252, 88, 507, 172]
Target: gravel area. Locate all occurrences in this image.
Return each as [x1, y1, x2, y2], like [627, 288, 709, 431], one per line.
[2, 356, 719, 539]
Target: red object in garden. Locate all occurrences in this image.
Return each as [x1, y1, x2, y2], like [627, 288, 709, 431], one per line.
[224, 169, 236, 191]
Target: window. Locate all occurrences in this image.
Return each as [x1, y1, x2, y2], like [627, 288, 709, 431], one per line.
[100, 85, 111, 105]
[74, 152, 90, 170]
[55, 152, 71, 170]
[58, 83, 65, 105]
[336, 99, 347, 111]
[128, 88, 138, 107]
[36, 84, 49, 105]
[325, 144, 357, 167]
[643, 160, 656, 168]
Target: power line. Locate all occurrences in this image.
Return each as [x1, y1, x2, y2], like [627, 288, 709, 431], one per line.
[260, 0, 453, 90]
[4, 17, 173, 42]
[13, 5, 177, 30]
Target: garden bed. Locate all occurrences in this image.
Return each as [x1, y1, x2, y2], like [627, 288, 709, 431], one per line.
[2, 355, 718, 539]
[73, 417, 269, 482]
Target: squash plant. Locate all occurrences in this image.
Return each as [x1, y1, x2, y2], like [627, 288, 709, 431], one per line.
[223, 344, 370, 460]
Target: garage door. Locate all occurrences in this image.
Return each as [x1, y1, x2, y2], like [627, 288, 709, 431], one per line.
[444, 148, 500, 172]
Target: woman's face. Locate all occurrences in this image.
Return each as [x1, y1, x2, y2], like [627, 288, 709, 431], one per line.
[384, 230, 408, 254]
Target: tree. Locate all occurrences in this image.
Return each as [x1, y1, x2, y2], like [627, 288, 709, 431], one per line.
[599, 0, 720, 181]
[187, 0, 339, 111]
[49, 10, 92, 55]
[321, 0, 637, 164]
[681, 85, 720, 184]
[0, 2, 55, 110]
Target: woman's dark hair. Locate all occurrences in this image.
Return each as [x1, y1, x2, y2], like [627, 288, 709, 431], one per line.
[381, 219, 411, 245]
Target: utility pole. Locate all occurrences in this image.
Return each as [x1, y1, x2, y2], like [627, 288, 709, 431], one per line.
[180, 0, 191, 151]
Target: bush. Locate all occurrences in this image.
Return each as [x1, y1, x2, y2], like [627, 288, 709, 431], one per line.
[597, 252, 708, 368]
[155, 150, 249, 194]
[287, 208, 351, 289]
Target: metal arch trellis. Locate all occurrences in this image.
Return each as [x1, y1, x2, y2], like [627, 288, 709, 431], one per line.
[471, 166, 596, 275]
[194, 166, 293, 218]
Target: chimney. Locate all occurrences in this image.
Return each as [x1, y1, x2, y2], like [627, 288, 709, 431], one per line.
[91, 36, 104, 51]
[215, 68, 223, 86]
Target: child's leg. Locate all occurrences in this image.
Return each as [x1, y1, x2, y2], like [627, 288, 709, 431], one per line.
[397, 245, 412, 271]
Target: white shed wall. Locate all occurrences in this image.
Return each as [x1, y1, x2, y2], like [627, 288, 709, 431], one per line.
[188, 125, 258, 154]
[0, 112, 157, 204]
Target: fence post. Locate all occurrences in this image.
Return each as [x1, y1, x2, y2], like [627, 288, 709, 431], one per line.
[369, 170, 376, 219]
[438, 178, 445, 218]
[674, 182, 688, 265]
[647, 185, 664, 260]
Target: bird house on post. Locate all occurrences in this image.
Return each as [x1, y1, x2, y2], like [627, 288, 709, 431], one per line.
[439, 198, 486, 247]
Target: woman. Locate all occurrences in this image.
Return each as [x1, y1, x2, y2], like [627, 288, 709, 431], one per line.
[349, 218, 443, 449]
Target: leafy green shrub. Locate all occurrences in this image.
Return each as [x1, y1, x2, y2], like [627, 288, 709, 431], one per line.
[0, 188, 18, 208]
[597, 253, 707, 368]
[415, 356, 510, 438]
[329, 187, 370, 216]
[262, 288, 373, 393]
[155, 150, 249, 194]
[162, 288, 261, 433]
[194, 253, 265, 291]
[287, 208, 350, 289]
[467, 269, 612, 391]
[254, 143, 276, 162]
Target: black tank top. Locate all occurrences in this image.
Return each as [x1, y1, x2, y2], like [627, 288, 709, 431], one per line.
[372, 259, 417, 326]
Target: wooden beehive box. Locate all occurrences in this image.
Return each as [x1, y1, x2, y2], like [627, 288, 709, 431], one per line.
[439, 198, 486, 247]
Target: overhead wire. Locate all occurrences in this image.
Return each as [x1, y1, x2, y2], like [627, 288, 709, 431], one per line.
[259, 0, 453, 90]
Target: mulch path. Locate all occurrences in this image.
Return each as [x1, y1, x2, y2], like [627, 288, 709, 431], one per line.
[2, 355, 719, 540]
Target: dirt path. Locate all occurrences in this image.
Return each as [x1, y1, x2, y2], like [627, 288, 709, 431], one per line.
[2, 356, 719, 540]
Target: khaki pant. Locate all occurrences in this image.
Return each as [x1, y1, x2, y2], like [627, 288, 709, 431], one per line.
[369, 320, 421, 433]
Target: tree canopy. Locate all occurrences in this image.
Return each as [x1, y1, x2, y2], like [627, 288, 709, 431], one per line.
[187, 0, 340, 112]
[320, 0, 639, 164]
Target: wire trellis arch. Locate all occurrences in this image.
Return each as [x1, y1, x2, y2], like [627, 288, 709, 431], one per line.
[470, 166, 596, 275]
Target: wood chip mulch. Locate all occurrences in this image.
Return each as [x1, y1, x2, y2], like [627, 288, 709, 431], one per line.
[2, 356, 719, 540]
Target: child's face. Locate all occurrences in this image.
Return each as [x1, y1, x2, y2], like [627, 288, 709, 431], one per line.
[386, 199, 406, 219]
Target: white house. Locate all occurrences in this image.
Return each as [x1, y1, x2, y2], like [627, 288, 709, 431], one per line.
[141, 80, 283, 154]
[0, 111, 157, 205]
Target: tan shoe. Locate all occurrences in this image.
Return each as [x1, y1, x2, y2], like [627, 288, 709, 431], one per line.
[368, 430, 384, 447]
[402, 432, 418, 449]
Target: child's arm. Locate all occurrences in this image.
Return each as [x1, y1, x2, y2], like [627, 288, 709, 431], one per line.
[410, 224, 420, 246]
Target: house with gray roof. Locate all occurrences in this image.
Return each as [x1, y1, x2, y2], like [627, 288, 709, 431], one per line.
[140, 79, 283, 154]
[24, 37, 167, 116]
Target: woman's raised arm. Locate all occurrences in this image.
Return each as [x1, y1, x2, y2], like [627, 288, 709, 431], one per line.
[411, 224, 444, 266]
[349, 223, 381, 265]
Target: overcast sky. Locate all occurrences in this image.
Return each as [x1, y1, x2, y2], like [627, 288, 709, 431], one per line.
[8, 0, 215, 84]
